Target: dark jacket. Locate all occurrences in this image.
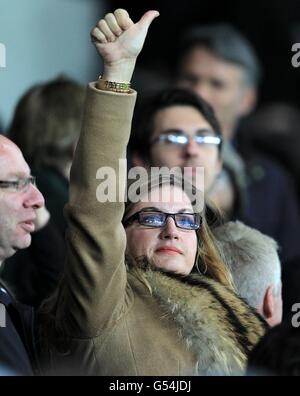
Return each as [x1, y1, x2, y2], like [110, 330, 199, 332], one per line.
[241, 155, 300, 263]
[0, 281, 37, 375]
[223, 141, 300, 263]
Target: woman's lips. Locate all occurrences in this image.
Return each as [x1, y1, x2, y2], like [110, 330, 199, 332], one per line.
[156, 247, 183, 255]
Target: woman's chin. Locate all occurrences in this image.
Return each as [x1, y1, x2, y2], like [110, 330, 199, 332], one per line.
[152, 257, 187, 275]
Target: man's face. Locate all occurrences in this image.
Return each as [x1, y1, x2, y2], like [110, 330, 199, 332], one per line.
[148, 105, 221, 192]
[0, 137, 44, 260]
[178, 46, 253, 139]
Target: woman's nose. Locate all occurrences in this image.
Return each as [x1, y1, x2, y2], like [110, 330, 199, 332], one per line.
[159, 217, 179, 240]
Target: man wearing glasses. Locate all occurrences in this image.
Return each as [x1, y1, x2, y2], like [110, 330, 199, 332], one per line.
[0, 134, 44, 375]
[130, 88, 223, 195]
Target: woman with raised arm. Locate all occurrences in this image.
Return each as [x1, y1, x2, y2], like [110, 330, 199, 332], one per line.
[39, 9, 267, 376]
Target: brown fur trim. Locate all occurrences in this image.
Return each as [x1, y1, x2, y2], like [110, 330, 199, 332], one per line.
[142, 269, 267, 375]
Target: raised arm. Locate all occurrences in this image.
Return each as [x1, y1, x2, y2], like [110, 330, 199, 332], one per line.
[58, 9, 159, 338]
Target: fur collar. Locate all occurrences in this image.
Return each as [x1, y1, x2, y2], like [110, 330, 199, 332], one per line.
[140, 269, 267, 376]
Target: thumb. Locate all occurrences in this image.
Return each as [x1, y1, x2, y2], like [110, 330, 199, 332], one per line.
[137, 10, 160, 31]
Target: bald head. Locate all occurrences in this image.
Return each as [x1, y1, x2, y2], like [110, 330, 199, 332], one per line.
[0, 135, 30, 180]
[0, 134, 21, 153]
[0, 134, 16, 146]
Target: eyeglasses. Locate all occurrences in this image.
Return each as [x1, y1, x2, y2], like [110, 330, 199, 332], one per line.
[123, 210, 202, 230]
[0, 176, 36, 192]
[151, 130, 222, 148]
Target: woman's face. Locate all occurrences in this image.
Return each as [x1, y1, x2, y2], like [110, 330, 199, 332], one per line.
[125, 185, 198, 275]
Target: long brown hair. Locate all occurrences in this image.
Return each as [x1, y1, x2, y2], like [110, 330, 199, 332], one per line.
[195, 206, 234, 289]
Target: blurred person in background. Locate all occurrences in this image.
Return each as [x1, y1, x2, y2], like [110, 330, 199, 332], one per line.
[7, 76, 85, 234]
[238, 102, 300, 202]
[130, 87, 223, 195]
[0, 77, 85, 307]
[175, 23, 300, 264]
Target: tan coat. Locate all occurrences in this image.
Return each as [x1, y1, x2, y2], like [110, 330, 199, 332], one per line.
[41, 84, 267, 376]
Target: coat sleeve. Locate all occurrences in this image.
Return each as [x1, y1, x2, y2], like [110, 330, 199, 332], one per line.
[57, 83, 137, 338]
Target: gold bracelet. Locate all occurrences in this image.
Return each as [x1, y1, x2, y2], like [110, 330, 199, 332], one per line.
[96, 76, 131, 93]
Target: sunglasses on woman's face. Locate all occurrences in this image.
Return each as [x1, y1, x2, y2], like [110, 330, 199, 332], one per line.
[123, 210, 202, 230]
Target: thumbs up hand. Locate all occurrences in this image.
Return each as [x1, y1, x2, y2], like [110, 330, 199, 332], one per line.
[91, 9, 159, 82]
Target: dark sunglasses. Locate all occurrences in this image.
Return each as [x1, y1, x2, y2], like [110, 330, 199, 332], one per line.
[123, 210, 202, 230]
